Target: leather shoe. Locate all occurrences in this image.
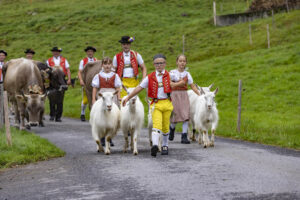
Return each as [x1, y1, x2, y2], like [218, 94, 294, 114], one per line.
[151, 145, 159, 157]
[169, 126, 175, 141]
[181, 133, 190, 144]
[50, 116, 55, 121]
[55, 118, 62, 122]
[80, 114, 86, 122]
[161, 146, 168, 155]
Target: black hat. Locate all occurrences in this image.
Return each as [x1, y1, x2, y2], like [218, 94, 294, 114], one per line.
[119, 36, 135, 44]
[24, 48, 35, 54]
[0, 50, 7, 56]
[50, 47, 62, 52]
[153, 54, 166, 61]
[84, 46, 97, 52]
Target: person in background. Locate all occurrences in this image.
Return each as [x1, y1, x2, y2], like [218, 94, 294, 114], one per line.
[78, 46, 97, 121]
[122, 54, 173, 157]
[24, 49, 35, 60]
[0, 50, 7, 83]
[113, 36, 147, 98]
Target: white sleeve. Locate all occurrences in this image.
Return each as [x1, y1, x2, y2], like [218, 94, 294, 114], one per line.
[137, 53, 144, 65]
[187, 72, 193, 85]
[91, 74, 100, 88]
[78, 60, 84, 70]
[46, 60, 50, 67]
[170, 70, 180, 82]
[114, 74, 122, 88]
[139, 76, 149, 88]
[113, 55, 117, 67]
[65, 59, 70, 69]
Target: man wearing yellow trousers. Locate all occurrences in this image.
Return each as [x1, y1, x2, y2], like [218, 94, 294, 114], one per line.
[113, 36, 147, 97]
[122, 54, 173, 157]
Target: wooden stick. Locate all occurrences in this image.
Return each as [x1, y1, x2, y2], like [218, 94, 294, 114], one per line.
[237, 80, 242, 133]
[0, 84, 4, 128]
[3, 91, 12, 146]
[267, 24, 270, 49]
[249, 24, 253, 45]
[182, 35, 185, 54]
[213, 1, 217, 26]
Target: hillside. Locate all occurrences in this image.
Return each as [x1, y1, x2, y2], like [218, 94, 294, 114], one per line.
[0, 0, 299, 149]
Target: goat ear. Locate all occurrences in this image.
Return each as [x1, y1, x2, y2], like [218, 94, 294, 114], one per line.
[98, 92, 103, 97]
[16, 95, 24, 101]
[208, 83, 214, 90]
[200, 87, 205, 95]
[40, 94, 47, 101]
[214, 88, 219, 95]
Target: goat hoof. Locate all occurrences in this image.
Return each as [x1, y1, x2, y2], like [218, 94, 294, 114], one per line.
[105, 151, 110, 155]
[133, 151, 138, 155]
[123, 150, 128, 153]
[203, 145, 207, 148]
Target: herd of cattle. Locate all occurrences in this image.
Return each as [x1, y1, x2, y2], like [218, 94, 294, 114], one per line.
[2, 58, 219, 155]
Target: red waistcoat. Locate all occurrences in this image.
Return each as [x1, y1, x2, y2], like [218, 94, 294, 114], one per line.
[99, 74, 116, 89]
[48, 56, 68, 76]
[83, 57, 97, 67]
[172, 75, 188, 91]
[148, 71, 172, 99]
[116, 51, 139, 78]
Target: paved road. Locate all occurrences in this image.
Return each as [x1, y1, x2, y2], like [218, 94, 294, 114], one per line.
[1, 117, 300, 200]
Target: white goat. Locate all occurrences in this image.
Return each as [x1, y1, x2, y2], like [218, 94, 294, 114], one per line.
[120, 87, 144, 155]
[193, 87, 219, 148]
[146, 99, 162, 152]
[188, 84, 213, 141]
[90, 91, 120, 155]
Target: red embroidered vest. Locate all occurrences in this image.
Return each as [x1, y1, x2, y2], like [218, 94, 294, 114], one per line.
[116, 51, 139, 78]
[148, 71, 172, 99]
[172, 76, 188, 90]
[83, 57, 97, 67]
[0, 68, 2, 82]
[48, 56, 68, 76]
[99, 74, 116, 89]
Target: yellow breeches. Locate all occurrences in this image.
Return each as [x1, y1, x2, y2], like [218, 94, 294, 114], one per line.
[82, 88, 88, 105]
[121, 77, 139, 98]
[151, 99, 173, 133]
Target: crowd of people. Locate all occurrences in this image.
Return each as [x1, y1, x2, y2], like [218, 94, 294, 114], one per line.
[0, 35, 201, 157]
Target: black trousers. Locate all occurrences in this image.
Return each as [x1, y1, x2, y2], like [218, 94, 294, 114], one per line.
[48, 90, 65, 120]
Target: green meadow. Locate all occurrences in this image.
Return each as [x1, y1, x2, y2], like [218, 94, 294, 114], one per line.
[1, 0, 299, 149]
[0, 128, 65, 169]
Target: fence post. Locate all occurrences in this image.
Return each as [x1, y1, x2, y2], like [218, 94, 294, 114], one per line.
[213, 1, 217, 26]
[249, 24, 253, 45]
[267, 24, 270, 49]
[0, 83, 4, 128]
[3, 91, 12, 146]
[182, 35, 185, 54]
[237, 80, 242, 133]
[286, 0, 289, 13]
[102, 51, 105, 59]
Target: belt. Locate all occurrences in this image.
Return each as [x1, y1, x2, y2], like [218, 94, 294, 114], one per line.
[150, 98, 170, 105]
[124, 64, 132, 68]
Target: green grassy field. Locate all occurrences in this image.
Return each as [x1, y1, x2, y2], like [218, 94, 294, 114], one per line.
[1, 0, 299, 149]
[0, 128, 65, 169]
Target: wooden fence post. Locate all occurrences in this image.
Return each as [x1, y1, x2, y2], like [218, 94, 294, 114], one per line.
[213, 1, 217, 26]
[267, 24, 270, 49]
[249, 24, 252, 45]
[237, 80, 242, 132]
[182, 35, 185, 54]
[3, 91, 12, 146]
[286, 0, 289, 13]
[0, 84, 4, 128]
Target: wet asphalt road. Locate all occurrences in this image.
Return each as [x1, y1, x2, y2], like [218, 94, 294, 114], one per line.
[0, 117, 300, 200]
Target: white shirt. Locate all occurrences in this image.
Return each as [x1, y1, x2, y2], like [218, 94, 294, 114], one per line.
[0, 62, 4, 82]
[112, 51, 144, 78]
[47, 56, 70, 68]
[140, 70, 169, 99]
[170, 69, 193, 85]
[91, 71, 122, 88]
[78, 57, 96, 70]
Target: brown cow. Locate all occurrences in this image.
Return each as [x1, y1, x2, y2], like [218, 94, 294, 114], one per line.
[81, 60, 102, 109]
[3, 58, 46, 130]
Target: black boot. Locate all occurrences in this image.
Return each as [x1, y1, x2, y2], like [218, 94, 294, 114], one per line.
[181, 133, 190, 144]
[101, 137, 105, 147]
[161, 146, 168, 155]
[80, 114, 86, 122]
[169, 126, 175, 141]
[151, 145, 159, 157]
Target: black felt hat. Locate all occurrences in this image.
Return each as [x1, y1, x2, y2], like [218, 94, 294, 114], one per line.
[84, 46, 97, 52]
[119, 36, 135, 44]
[24, 48, 35, 54]
[0, 50, 7, 56]
[50, 47, 62, 52]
